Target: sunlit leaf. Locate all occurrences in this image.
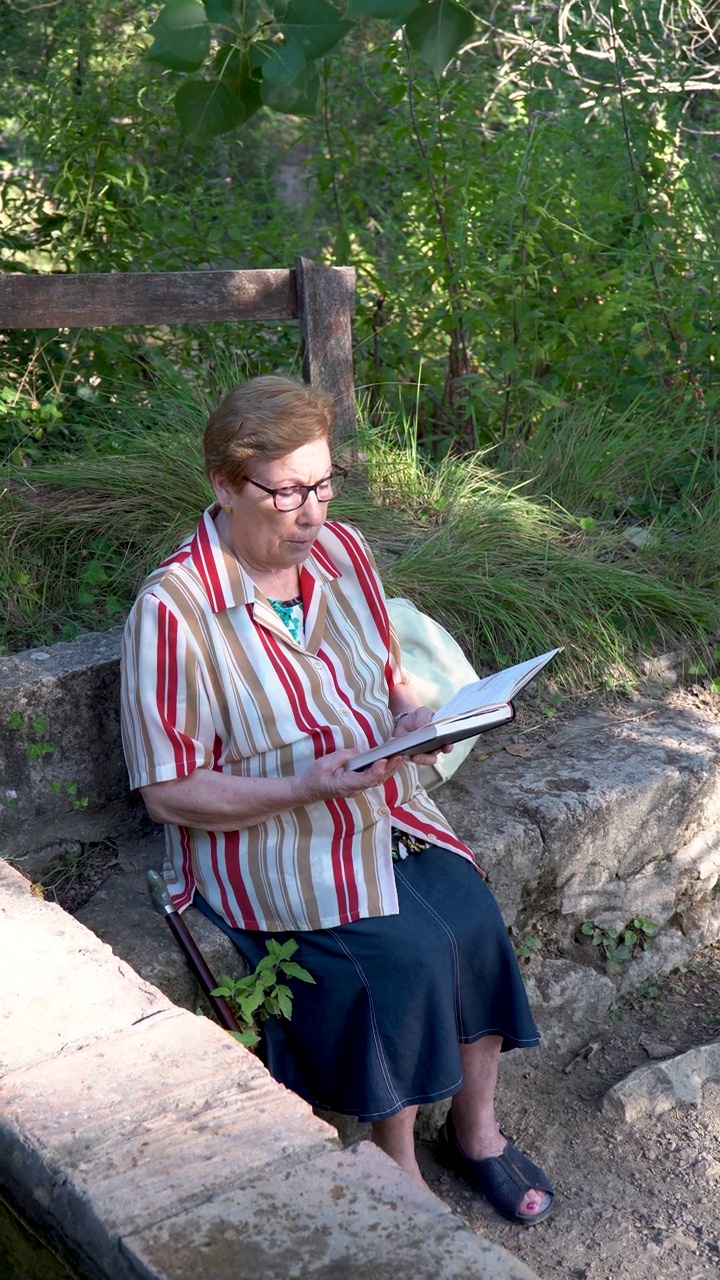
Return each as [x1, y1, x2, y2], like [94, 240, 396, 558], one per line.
[405, 0, 475, 78]
[147, 0, 211, 72]
[279, 0, 352, 61]
[174, 78, 247, 140]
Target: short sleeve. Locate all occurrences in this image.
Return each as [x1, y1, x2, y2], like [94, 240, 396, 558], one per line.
[120, 592, 216, 789]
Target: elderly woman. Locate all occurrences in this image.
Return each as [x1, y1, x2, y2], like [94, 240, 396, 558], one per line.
[120, 375, 554, 1224]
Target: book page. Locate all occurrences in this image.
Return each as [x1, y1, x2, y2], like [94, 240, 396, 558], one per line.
[434, 649, 560, 721]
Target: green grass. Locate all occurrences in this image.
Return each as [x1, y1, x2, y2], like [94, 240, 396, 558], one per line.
[1, 384, 719, 689]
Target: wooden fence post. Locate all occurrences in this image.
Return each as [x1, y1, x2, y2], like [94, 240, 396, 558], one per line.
[295, 257, 357, 444]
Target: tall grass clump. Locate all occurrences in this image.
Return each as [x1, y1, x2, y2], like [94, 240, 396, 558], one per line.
[2, 389, 717, 686]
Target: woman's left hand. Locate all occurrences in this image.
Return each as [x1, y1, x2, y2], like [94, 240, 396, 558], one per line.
[392, 704, 454, 767]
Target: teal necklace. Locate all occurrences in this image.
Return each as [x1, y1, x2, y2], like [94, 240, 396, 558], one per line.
[267, 594, 304, 645]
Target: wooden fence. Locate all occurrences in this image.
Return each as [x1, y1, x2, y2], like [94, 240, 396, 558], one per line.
[0, 256, 357, 440]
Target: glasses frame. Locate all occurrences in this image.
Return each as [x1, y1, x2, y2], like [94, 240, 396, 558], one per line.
[245, 465, 348, 512]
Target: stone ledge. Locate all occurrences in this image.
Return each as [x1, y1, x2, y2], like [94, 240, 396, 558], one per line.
[0, 861, 540, 1280]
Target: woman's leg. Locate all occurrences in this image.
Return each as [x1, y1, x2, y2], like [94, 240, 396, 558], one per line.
[450, 1035, 550, 1219]
[372, 1106, 424, 1186]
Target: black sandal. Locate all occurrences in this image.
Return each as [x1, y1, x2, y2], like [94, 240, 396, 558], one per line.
[437, 1112, 555, 1225]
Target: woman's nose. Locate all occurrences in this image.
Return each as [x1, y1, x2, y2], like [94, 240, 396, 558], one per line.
[299, 492, 327, 524]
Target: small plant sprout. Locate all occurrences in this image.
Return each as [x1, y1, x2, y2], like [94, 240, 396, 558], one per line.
[511, 928, 543, 963]
[578, 916, 660, 974]
[9, 710, 54, 761]
[212, 938, 316, 1050]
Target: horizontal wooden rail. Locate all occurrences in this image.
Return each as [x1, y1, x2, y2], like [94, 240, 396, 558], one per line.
[0, 269, 297, 329]
[0, 258, 357, 440]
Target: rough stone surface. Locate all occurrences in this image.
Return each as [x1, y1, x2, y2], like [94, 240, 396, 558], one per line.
[0, 629, 147, 859]
[75, 832, 243, 1012]
[522, 960, 616, 1053]
[0, 861, 541, 1280]
[124, 1143, 539, 1280]
[602, 1042, 720, 1122]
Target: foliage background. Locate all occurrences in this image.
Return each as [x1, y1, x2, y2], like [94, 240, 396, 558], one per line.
[1, 0, 718, 682]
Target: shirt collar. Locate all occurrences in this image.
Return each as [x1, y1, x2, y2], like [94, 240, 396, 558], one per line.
[189, 504, 341, 617]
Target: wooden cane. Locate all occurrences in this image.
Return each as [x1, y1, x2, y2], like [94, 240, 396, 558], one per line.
[146, 869, 241, 1034]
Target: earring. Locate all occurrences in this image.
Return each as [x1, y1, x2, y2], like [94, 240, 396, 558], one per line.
[223, 503, 233, 514]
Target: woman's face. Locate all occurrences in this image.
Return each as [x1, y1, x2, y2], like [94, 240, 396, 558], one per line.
[212, 438, 334, 577]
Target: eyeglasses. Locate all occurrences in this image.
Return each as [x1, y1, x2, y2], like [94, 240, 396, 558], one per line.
[246, 465, 348, 512]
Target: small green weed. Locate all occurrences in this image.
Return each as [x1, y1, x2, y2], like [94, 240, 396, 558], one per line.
[9, 711, 54, 761]
[212, 939, 316, 1049]
[511, 930, 543, 963]
[8, 712, 88, 809]
[578, 916, 660, 975]
[622, 981, 668, 1026]
[39, 839, 119, 909]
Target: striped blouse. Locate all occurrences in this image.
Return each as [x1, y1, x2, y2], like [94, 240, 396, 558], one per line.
[120, 506, 476, 932]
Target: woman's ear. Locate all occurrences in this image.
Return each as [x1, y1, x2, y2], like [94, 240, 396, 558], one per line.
[210, 470, 235, 508]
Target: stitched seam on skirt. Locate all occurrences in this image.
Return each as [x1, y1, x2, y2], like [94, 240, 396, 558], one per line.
[460, 1026, 541, 1048]
[393, 863, 464, 1039]
[328, 927, 403, 1113]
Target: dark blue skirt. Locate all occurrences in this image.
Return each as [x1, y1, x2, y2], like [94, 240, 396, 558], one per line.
[195, 846, 539, 1123]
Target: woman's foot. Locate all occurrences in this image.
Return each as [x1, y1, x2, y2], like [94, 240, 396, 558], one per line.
[439, 1111, 554, 1224]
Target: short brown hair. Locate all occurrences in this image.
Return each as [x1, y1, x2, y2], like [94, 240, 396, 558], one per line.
[203, 376, 335, 487]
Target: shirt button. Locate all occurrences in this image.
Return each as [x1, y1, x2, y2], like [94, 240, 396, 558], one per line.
[339, 707, 349, 717]
[313, 660, 323, 671]
[377, 805, 389, 817]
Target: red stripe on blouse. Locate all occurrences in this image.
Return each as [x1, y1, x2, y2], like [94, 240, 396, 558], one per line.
[192, 519, 228, 613]
[329, 523, 390, 647]
[155, 602, 201, 777]
[257, 627, 336, 758]
[222, 828, 260, 929]
[317, 645, 378, 748]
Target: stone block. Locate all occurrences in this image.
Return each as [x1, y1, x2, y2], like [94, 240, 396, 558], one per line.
[0, 860, 170, 1076]
[76, 833, 243, 1014]
[0, 629, 143, 858]
[124, 1142, 542, 1280]
[522, 959, 616, 1053]
[602, 1042, 720, 1122]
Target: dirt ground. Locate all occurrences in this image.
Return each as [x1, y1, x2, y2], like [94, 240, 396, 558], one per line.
[415, 940, 720, 1280]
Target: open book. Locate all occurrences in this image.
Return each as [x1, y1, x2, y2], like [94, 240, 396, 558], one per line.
[347, 647, 561, 772]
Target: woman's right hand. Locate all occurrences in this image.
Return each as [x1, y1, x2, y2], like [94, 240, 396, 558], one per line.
[290, 747, 407, 806]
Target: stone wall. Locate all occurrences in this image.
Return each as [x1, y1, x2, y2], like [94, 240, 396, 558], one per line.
[2, 631, 720, 1056]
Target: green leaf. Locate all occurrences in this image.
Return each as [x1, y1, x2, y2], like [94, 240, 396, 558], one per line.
[240, 987, 266, 1015]
[262, 39, 306, 85]
[279, 0, 352, 61]
[204, 0, 236, 21]
[276, 938, 299, 958]
[276, 988, 293, 1019]
[230, 1028, 261, 1047]
[280, 961, 316, 982]
[405, 1, 475, 78]
[147, 0, 212, 72]
[261, 62, 319, 116]
[174, 79, 247, 140]
[346, 0, 420, 16]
